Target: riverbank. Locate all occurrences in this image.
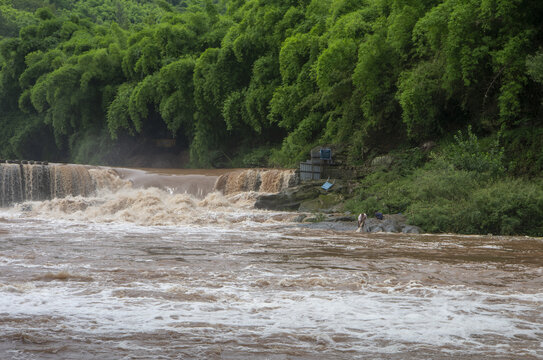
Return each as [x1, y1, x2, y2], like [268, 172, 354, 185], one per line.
[255, 172, 543, 237]
[253, 134, 543, 237]
[254, 180, 422, 234]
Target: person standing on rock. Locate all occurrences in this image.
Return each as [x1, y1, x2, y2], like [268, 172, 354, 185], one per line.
[356, 213, 367, 232]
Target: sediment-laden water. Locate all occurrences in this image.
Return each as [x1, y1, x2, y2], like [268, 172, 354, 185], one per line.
[0, 163, 96, 206]
[0, 167, 541, 359]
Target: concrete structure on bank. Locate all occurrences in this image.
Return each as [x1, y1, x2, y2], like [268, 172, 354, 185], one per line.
[299, 147, 332, 181]
[299, 146, 363, 181]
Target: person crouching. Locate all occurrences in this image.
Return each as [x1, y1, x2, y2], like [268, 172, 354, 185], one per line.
[357, 213, 367, 232]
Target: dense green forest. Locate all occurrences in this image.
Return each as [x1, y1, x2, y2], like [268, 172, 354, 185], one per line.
[1, 0, 542, 169]
[1, 0, 543, 235]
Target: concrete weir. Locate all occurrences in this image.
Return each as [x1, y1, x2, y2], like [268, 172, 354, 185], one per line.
[0, 161, 300, 207]
[0, 161, 95, 207]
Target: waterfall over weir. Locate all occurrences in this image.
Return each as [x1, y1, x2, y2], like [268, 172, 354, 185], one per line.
[106, 168, 298, 196]
[0, 163, 95, 207]
[0, 163, 298, 207]
[215, 169, 298, 195]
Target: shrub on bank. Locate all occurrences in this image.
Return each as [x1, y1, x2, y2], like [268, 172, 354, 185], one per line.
[347, 167, 543, 236]
[346, 130, 543, 236]
[461, 180, 543, 236]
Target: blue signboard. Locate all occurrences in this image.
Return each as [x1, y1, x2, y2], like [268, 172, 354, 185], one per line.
[321, 181, 333, 190]
[320, 149, 331, 160]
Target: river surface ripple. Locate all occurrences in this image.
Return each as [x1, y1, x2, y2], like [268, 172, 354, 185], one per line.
[0, 216, 542, 359]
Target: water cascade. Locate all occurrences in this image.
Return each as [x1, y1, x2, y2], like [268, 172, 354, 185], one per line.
[0, 163, 97, 207]
[214, 169, 298, 195]
[113, 168, 221, 198]
[1, 163, 298, 208]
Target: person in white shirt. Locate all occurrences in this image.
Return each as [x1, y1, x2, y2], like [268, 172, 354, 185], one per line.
[357, 213, 367, 232]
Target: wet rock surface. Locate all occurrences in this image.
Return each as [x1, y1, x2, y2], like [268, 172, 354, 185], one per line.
[254, 180, 352, 211]
[363, 215, 421, 234]
[296, 213, 421, 234]
[256, 182, 422, 234]
[254, 182, 322, 211]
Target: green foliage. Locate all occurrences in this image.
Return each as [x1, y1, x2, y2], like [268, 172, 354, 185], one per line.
[61, 0, 165, 28]
[0, 0, 542, 179]
[501, 127, 543, 177]
[0, 0, 542, 235]
[344, 169, 410, 216]
[407, 177, 543, 236]
[0, 111, 59, 160]
[269, 112, 323, 167]
[444, 125, 505, 177]
[128, 73, 159, 132]
[353, 32, 400, 130]
[346, 144, 543, 236]
[464, 179, 543, 236]
[397, 59, 445, 140]
[0, 1, 37, 37]
[157, 57, 196, 135]
[35, 7, 53, 20]
[526, 51, 543, 84]
[107, 82, 136, 138]
[316, 38, 357, 91]
[228, 145, 273, 167]
[278, 34, 314, 84]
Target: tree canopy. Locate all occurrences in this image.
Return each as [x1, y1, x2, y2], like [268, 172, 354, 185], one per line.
[1, 0, 542, 169]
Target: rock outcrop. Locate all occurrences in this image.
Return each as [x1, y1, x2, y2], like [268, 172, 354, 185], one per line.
[255, 182, 422, 234]
[296, 213, 421, 234]
[254, 182, 323, 211]
[361, 214, 421, 234]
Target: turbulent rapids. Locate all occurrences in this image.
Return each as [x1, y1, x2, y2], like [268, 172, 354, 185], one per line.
[0, 163, 299, 225]
[0, 164, 542, 359]
[0, 163, 298, 205]
[0, 163, 95, 206]
[215, 168, 297, 194]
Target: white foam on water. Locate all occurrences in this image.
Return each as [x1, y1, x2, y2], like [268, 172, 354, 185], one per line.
[475, 245, 504, 249]
[4, 186, 295, 228]
[1, 276, 541, 356]
[1, 169, 542, 358]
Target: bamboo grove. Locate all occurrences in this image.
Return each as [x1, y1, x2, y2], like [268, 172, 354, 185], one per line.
[1, 0, 542, 170]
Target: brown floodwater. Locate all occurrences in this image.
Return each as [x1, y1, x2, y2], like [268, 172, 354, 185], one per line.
[0, 168, 541, 359]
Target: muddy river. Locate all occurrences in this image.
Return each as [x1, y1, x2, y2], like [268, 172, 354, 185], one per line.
[0, 167, 541, 359]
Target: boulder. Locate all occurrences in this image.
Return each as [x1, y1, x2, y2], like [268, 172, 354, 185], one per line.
[356, 213, 421, 234]
[401, 225, 422, 234]
[364, 223, 385, 232]
[298, 221, 358, 232]
[296, 213, 423, 234]
[371, 155, 394, 168]
[254, 179, 425, 234]
[328, 215, 356, 222]
[298, 193, 344, 213]
[255, 179, 355, 211]
[254, 183, 320, 211]
[382, 219, 402, 233]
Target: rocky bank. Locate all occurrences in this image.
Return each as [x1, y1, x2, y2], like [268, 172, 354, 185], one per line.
[254, 180, 421, 234]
